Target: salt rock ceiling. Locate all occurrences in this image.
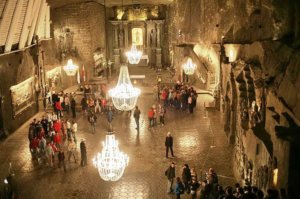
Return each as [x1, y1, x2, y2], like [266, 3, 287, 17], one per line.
[47, 0, 173, 8]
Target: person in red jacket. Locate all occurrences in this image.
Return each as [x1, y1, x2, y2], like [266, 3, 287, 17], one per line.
[30, 137, 39, 160]
[53, 119, 62, 133]
[55, 101, 63, 118]
[53, 132, 62, 146]
[148, 107, 154, 128]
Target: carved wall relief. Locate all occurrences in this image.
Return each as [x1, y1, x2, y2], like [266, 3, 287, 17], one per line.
[10, 77, 35, 118]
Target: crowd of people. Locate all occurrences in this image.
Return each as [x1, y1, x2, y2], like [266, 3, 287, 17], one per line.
[165, 163, 289, 199]
[156, 81, 198, 113]
[146, 81, 198, 129]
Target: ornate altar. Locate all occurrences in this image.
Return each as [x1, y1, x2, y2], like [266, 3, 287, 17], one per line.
[110, 5, 165, 68]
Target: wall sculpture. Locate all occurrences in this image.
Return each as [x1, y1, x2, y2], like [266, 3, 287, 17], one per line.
[10, 77, 35, 118]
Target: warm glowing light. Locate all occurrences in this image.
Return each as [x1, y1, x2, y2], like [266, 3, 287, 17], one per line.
[229, 50, 236, 62]
[126, 44, 143, 64]
[63, 59, 78, 76]
[109, 65, 141, 111]
[93, 133, 129, 181]
[183, 57, 196, 75]
[273, 168, 278, 186]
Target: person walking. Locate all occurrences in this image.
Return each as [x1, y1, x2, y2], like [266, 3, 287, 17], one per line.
[72, 121, 78, 144]
[165, 162, 176, 193]
[147, 107, 154, 128]
[58, 149, 66, 172]
[80, 139, 87, 167]
[67, 139, 77, 163]
[182, 164, 191, 194]
[107, 107, 113, 131]
[88, 113, 97, 133]
[133, 106, 141, 130]
[94, 97, 101, 114]
[165, 132, 174, 158]
[158, 104, 166, 126]
[71, 97, 76, 118]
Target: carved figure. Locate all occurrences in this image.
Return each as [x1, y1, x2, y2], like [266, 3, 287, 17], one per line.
[150, 29, 156, 47]
[119, 29, 124, 47]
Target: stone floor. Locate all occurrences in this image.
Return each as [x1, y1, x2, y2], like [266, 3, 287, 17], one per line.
[0, 66, 235, 199]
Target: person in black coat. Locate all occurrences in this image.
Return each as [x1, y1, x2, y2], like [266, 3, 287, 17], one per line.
[71, 98, 76, 118]
[80, 139, 87, 166]
[165, 132, 174, 158]
[165, 162, 176, 193]
[182, 164, 191, 193]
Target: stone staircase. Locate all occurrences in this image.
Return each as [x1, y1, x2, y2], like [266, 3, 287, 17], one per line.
[208, 73, 216, 96]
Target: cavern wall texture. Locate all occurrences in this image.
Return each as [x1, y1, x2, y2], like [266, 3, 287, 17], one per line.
[167, 0, 300, 196]
[51, 2, 106, 81]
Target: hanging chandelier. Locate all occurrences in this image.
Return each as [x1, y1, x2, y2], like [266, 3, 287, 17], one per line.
[125, 44, 143, 64]
[63, 59, 78, 76]
[93, 132, 129, 181]
[183, 57, 196, 75]
[109, 64, 141, 111]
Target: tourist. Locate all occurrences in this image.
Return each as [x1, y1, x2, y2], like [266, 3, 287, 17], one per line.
[64, 93, 70, 114]
[58, 149, 66, 172]
[80, 139, 87, 167]
[181, 164, 191, 194]
[89, 113, 97, 133]
[107, 107, 113, 131]
[174, 177, 184, 199]
[190, 178, 200, 199]
[133, 106, 141, 130]
[165, 162, 176, 193]
[94, 97, 101, 114]
[190, 167, 197, 181]
[72, 120, 78, 144]
[158, 104, 166, 126]
[70, 97, 76, 118]
[147, 107, 154, 128]
[67, 139, 77, 163]
[165, 132, 174, 158]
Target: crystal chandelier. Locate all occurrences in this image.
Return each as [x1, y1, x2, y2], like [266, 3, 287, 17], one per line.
[125, 44, 143, 64]
[63, 59, 78, 76]
[109, 64, 141, 111]
[93, 132, 129, 181]
[183, 57, 196, 75]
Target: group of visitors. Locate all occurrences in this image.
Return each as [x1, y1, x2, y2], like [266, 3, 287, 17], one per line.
[46, 91, 77, 118]
[147, 104, 166, 128]
[28, 113, 87, 171]
[157, 81, 198, 114]
[165, 164, 288, 199]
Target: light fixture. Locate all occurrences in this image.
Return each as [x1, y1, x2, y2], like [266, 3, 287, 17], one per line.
[93, 132, 129, 181]
[63, 59, 78, 76]
[183, 57, 196, 75]
[125, 44, 143, 64]
[109, 64, 141, 111]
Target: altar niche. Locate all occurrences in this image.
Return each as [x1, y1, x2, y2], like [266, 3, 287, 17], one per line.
[132, 28, 143, 46]
[110, 4, 166, 68]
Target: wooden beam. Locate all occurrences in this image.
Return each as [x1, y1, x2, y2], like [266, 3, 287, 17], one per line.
[45, 4, 50, 38]
[34, 0, 47, 39]
[4, 0, 24, 52]
[0, 0, 18, 46]
[18, 0, 34, 49]
[26, 0, 43, 46]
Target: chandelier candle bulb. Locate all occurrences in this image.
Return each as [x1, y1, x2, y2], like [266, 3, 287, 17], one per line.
[63, 59, 78, 76]
[109, 64, 141, 111]
[183, 57, 196, 75]
[93, 133, 129, 181]
[126, 44, 143, 64]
